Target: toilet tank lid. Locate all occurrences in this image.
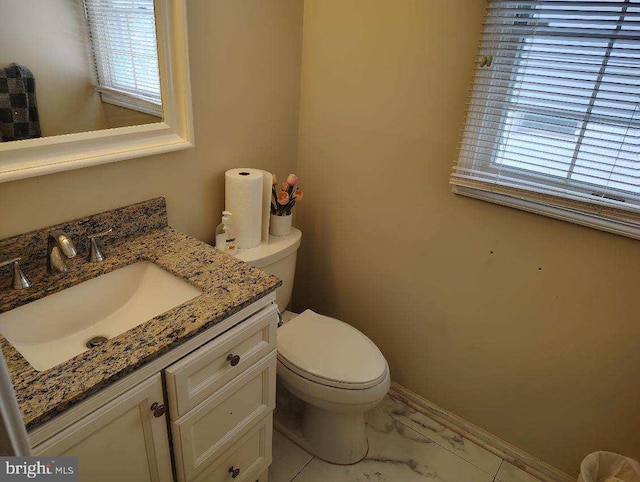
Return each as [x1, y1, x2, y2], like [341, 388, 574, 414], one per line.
[235, 228, 302, 268]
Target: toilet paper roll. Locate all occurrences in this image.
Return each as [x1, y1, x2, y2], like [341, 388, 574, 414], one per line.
[225, 168, 264, 249]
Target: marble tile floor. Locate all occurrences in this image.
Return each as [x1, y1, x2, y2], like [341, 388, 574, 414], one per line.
[269, 394, 544, 482]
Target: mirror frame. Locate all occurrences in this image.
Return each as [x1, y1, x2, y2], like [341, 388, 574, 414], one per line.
[0, 0, 193, 183]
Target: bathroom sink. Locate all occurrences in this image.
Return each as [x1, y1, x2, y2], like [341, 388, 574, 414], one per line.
[0, 261, 202, 372]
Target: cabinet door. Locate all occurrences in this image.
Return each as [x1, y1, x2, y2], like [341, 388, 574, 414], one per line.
[33, 374, 173, 482]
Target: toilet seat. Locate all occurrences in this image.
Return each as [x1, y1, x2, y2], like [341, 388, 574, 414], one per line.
[276, 310, 388, 390]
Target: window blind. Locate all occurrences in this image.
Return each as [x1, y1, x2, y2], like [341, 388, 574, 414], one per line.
[451, 0, 640, 239]
[84, 0, 162, 117]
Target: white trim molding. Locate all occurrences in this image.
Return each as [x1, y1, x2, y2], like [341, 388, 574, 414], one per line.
[0, 0, 194, 183]
[453, 186, 640, 241]
[389, 382, 575, 482]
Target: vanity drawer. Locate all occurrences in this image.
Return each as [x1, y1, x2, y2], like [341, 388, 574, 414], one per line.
[166, 304, 278, 419]
[193, 414, 273, 482]
[172, 352, 276, 482]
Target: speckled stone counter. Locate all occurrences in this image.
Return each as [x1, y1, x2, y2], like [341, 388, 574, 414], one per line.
[0, 198, 280, 430]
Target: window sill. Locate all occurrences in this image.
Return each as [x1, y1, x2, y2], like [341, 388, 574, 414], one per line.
[98, 88, 163, 118]
[453, 185, 640, 241]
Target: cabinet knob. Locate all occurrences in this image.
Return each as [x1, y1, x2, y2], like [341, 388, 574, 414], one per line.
[228, 466, 240, 478]
[150, 402, 166, 418]
[227, 354, 241, 367]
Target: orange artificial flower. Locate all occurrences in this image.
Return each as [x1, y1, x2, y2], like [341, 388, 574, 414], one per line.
[277, 191, 290, 205]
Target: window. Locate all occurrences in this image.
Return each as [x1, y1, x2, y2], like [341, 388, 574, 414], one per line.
[84, 0, 162, 117]
[451, 0, 640, 239]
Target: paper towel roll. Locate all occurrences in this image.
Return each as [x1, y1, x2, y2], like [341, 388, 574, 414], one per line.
[261, 170, 272, 244]
[225, 168, 264, 249]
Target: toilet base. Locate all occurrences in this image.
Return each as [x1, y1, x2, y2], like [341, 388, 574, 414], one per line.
[301, 404, 369, 464]
[274, 382, 369, 465]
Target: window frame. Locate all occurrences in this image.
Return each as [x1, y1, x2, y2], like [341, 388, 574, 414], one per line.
[452, 0, 640, 239]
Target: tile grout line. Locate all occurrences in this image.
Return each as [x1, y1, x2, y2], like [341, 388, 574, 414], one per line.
[289, 456, 315, 482]
[272, 425, 315, 482]
[495, 459, 504, 480]
[374, 406, 499, 478]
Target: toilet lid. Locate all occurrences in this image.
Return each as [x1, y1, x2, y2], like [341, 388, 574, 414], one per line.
[277, 310, 388, 390]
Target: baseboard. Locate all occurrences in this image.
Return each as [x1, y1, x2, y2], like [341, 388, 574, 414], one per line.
[389, 382, 575, 482]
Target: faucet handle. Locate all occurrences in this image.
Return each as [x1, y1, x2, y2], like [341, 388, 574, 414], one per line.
[0, 257, 32, 290]
[87, 228, 113, 263]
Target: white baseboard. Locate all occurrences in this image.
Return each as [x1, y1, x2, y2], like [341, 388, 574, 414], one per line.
[389, 382, 575, 482]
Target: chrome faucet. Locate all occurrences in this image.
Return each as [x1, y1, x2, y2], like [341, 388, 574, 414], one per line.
[87, 228, 113, 263]
[0, 257, 31, 290]
[47, 231, 78, 273]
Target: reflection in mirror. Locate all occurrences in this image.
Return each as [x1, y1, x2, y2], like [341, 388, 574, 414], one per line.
[0, 0, 163, 142]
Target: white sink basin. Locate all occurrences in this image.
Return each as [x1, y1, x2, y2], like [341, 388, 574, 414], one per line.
[0, 261, 202, 372]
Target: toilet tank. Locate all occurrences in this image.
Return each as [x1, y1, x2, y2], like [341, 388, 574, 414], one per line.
[235, 228, 301, 312]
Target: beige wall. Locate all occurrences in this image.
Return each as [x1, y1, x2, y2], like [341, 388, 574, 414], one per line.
[294, 0, 640, 475]
[1, 0, 639, 476]
[0, 0, 303, 241]
[1, 0, 161, 138]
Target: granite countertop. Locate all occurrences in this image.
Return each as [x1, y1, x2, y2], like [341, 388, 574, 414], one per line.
[0, 199, 280, 430]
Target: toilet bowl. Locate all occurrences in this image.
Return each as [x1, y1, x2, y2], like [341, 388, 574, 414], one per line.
[236, 229, 390, 464]
[276, 309, 390, 464]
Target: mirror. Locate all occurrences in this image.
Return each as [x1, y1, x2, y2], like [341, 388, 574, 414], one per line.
[0, 0, 193, 182]
[1, 0, 163, 141]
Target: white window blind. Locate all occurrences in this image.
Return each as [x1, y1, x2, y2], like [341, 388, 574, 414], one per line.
[84, 0, 162, 117]
[451, 0, 640, 239]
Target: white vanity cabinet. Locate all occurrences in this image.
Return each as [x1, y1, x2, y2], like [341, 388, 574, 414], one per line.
[33, 373, 173, 482]
[31, 300, 279, 482]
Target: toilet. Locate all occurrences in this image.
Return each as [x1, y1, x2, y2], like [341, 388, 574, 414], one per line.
[236, 228, 390, 464]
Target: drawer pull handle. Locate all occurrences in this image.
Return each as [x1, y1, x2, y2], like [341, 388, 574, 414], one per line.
[228, 466, 240, 478]
[150, 402, 166, 418]
[227, 354, 241, 367]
